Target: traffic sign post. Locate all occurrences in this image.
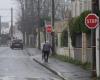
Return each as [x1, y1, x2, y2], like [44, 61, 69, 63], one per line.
[85, 13, 99, 77]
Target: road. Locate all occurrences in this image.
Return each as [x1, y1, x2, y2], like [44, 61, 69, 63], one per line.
[0, 47, 61, 80]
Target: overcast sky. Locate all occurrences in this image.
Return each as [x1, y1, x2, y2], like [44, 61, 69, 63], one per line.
[0, 0, 17, 22]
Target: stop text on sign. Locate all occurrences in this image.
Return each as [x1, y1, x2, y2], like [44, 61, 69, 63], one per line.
[86, 19, 98, 24]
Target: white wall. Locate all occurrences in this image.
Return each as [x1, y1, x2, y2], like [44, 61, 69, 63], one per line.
[71, 1, 76, 17]
[71, 0, 82, 17]
[56, 29, 74, 59]
[76, 0, 80, 16]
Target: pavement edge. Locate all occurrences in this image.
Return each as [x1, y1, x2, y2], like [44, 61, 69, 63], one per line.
[25, 49, 70, 80]
[33, 58, 68, 80]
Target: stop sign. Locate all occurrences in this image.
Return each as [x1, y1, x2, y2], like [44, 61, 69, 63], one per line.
[85, 13, 99, 29]
[46, 25, 52, 32]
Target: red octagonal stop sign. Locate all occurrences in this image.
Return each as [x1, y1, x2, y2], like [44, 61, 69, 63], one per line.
[85, 13, 99, 29]
[46, 25, 52, 33]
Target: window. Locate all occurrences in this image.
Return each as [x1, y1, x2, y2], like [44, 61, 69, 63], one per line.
[61, 30, 68, 47]
[74, 33, 82, 48]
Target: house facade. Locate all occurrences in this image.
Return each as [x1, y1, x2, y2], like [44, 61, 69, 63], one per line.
[54, 19, 74, 59]
[71, 0, 92, 17]
[71, 0, 92, 62]
[71, 0, 100, 77]
[53, 0, 92, 62]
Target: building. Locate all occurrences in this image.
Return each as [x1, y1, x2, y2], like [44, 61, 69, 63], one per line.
[1, 22, 9, 34]
[71, 0, 92, 17]
[71, 0, 100, 77]
[54, 0, 67, 20]
[54, 20, 74, 59]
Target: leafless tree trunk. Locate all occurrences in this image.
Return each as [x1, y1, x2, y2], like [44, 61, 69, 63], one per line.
[16, 0, 66, 47]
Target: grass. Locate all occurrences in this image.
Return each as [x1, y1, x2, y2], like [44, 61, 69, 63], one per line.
[51, 54, 91, 70]
[51, 54, 100, 79]
[98, 77, 100, 79]
[93, 77, 100, 80]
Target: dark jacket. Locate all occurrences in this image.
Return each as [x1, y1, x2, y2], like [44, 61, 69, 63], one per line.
[42, 43, 51, 52]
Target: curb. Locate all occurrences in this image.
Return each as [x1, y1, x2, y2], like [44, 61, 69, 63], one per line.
[33, 58, 69, 80]
[25, 49, 70, 80]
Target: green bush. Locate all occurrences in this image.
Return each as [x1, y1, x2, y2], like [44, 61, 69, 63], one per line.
[69, 10, 91, 46]
[61, 29, 68, 47]
[69, 10, 100, 47]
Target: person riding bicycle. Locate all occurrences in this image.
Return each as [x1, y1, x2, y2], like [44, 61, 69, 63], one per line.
[42, 42, 51, 62]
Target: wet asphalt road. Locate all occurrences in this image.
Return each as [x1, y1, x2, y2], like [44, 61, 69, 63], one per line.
[0, 47, 61, 80]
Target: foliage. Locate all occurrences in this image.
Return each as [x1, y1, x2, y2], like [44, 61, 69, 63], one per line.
[79, 11, 92, 33]
[68, 17, 78, 46]
[69, 10, 91, 34]
[69, 10, 91, 46]
[98, 77, 100, 79]
[61, 29, 68, 47]
[40, 16, 51, 27]
[16, 0, 52, 34]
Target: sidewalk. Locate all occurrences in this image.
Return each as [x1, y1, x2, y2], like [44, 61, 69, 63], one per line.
[26, 48, 92, 80]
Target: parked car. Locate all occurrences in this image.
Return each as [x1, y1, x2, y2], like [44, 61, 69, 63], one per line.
[10, 39, 23, 49]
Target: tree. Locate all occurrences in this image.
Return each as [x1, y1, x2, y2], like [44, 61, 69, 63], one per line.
[61, 29, 68, 47]
[15, 0, 67, 47]
[69, 11, 91, 33]
[69, 11, 91, 46]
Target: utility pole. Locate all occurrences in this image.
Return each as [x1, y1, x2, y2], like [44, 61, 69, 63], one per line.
[22, 7, 25, 45]
[51, 0, 56, 54]
[0, 16, 1, 36]
[11, 8, 13, 38]
[0, 16, 1, 45]
[91, 0, 99, 77]
[44, 20, 47, 43]
[95, 0, 100, 77]
[37, 0, 40, 49]
[99, 0, 100, 77]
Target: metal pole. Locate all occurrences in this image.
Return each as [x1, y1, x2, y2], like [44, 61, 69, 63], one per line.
[0, 16, 1, 45]
[0, 16, 1, 36]
[44, 27, 46, 43]
[37, 0, 40, 49]
[22, 9, 25, 45]
[51, 0, 55, 28]
[91, 0, 99, 77]
[51, 0, 56, 54]
[11, 8, 13, 38]
[96, 0, 100, 77]
[44, 20, 47, 43]
[91, 29, 96, 77]
[99, 0, 100, 77]
[96, 24, 100, 77]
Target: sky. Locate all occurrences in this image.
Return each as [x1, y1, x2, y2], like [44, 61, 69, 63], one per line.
[0, 0, 18, 34]
[0, 0, 17, 22]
